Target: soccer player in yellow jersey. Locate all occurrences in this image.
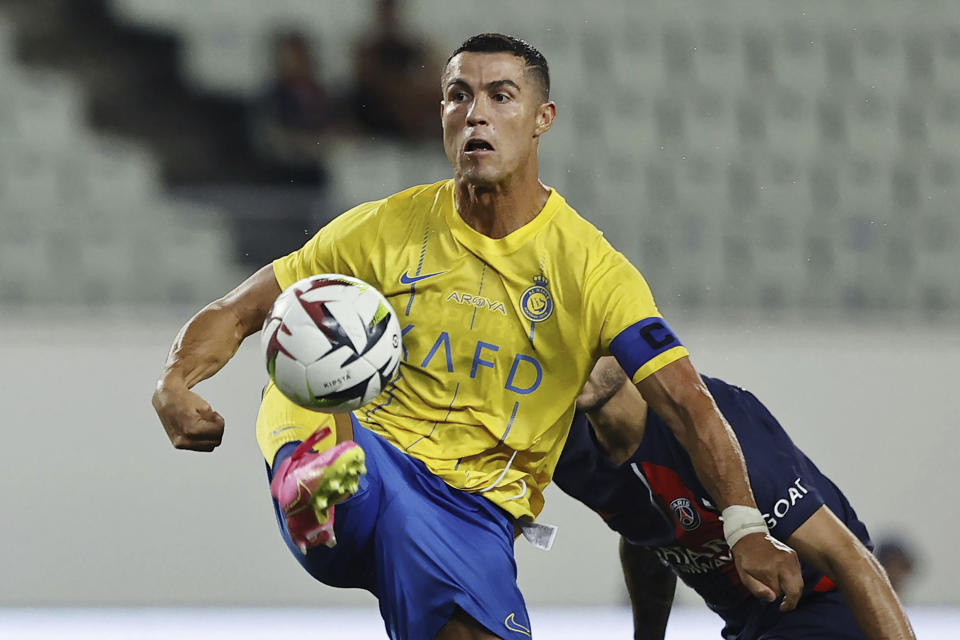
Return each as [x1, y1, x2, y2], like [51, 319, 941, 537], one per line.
[152, 34, 802, 640]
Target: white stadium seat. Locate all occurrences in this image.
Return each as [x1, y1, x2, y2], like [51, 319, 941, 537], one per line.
[1, 0, 957, 313]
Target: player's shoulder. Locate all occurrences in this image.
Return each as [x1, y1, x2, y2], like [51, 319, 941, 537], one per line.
[548, 191, 646, 293]
[700, 375, 760, 414]
[545, 188, 621, 261]
[375, 180, 450, 217]
[701, 375, 740, 397]
[547, 189, 603, 238]
[329, 180, 450, 234]
[703, 375, 773, 410]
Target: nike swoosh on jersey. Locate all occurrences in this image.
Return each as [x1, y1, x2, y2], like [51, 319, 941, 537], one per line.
[399, 270, 445, 285]
[272, 425, 299, 436]
[503, 613, 531, 637]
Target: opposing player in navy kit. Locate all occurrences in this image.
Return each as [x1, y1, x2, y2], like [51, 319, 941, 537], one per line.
[555, 358, 914, 640]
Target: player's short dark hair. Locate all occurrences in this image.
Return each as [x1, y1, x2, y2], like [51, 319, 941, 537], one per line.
[448, 33, 550, 99]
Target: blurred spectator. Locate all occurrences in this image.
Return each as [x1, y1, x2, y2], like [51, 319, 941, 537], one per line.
[252, 30, 334, 181]
[239, 30, 334, 268]
[349, 0, 439, 140]
[875, 535, 919, 598]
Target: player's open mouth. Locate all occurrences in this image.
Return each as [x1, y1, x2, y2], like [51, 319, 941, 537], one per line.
[464, 138, 495, 155]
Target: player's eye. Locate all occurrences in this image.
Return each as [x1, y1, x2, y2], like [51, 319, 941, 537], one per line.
[450, 91, 469, 102]
[493, 93, 510, 103]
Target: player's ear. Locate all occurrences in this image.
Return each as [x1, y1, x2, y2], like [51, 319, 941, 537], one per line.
[534, 101, 557, 137]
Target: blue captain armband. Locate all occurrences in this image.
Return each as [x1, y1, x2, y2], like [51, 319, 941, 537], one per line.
[609, 317, 689, 383]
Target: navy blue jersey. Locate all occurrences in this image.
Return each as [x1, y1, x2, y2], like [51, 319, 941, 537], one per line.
[553, 376, 871, 637]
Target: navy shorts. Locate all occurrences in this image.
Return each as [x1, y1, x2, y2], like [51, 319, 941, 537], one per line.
[266, 416, 532, 640]
[729, 590, 865, 640]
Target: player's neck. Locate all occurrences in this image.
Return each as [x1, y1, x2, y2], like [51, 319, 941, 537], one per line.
[453, 172, 550, 239]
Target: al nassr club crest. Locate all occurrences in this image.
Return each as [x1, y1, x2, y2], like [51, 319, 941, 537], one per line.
[520, 274, 553, 322]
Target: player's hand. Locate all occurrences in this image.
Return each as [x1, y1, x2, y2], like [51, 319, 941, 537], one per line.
[731, 532, 804, 612]
[152, 381, 225, 452]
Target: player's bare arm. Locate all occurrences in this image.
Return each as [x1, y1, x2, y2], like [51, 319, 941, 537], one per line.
[576, 357, 646, 465]
[586, 355, 803, 610]
[634, 357, 755, 510]
[787, 506, 916, 639]
[152, 264, 281, 451]
[619, 539, 675, 640]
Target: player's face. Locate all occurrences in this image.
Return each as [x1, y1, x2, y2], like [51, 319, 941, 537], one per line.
[441, 52, 553, 186]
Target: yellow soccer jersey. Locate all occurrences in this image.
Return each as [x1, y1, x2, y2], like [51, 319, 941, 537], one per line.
[267, 179, 688, 520]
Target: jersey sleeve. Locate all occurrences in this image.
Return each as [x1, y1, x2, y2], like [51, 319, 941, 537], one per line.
[582, 238, 689, 383]
[724, 387, 827, 540]
[272, 199, 385, 291]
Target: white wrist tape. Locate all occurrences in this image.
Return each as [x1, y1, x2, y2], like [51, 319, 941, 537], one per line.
[721, 505, 769, 549]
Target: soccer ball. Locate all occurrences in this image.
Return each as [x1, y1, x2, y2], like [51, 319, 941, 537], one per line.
[261, 274, 402, 412]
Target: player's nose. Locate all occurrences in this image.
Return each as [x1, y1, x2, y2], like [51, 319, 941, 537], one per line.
[466, 97, 490, 126]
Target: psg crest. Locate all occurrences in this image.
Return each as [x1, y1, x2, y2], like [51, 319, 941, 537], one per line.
[670, 497, 702, 531]
[520, 274, 554, 322]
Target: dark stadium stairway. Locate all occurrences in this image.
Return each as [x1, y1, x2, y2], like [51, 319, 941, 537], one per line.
[1, 0, 328, 266]
[1, 0, 273, 186]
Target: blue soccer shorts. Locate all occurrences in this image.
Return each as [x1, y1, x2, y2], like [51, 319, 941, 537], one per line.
[266, 416, 533, 640]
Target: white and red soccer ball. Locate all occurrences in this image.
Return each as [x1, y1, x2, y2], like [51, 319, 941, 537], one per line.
[261, 274, 402, 412]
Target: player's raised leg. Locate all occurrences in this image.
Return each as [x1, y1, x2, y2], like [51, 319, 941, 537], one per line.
[270, 426, 366, 551]
[257, 382, 366, 552]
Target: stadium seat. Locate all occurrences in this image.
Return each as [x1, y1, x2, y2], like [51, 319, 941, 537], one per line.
[609, 21, 667, 90]
[0, 0, 945, 316]
[0, 139, 61, 213]
[915, 215, 960, 313]
[694, 19, 745, 89]
[926, 90, 960, 158]
[846, 85, 901, 159]
[9, 71, 85, 150]
[856, 24, 907, 96]
[936, 24, 960, 87]
[763, 86, 819, 162]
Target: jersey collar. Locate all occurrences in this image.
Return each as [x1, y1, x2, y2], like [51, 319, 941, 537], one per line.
[442, 180, 564, 256]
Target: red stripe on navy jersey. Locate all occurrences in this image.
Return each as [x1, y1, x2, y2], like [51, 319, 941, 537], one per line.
[640, 462, 746, 593]
[813, 576, 837, 593]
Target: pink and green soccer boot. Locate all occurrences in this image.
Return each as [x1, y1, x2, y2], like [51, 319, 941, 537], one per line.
[270, 426, 367, 553]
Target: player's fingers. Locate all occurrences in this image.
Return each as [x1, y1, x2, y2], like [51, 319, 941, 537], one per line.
[740, 571, 778, 603]
[778, 566, 804, 612]
[196, 404, 220, 422]
[189, 441, 221, 452]
[171, 436, 221, 452]
[194, 405, 225, 431]
[170, 418, 223, 450]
